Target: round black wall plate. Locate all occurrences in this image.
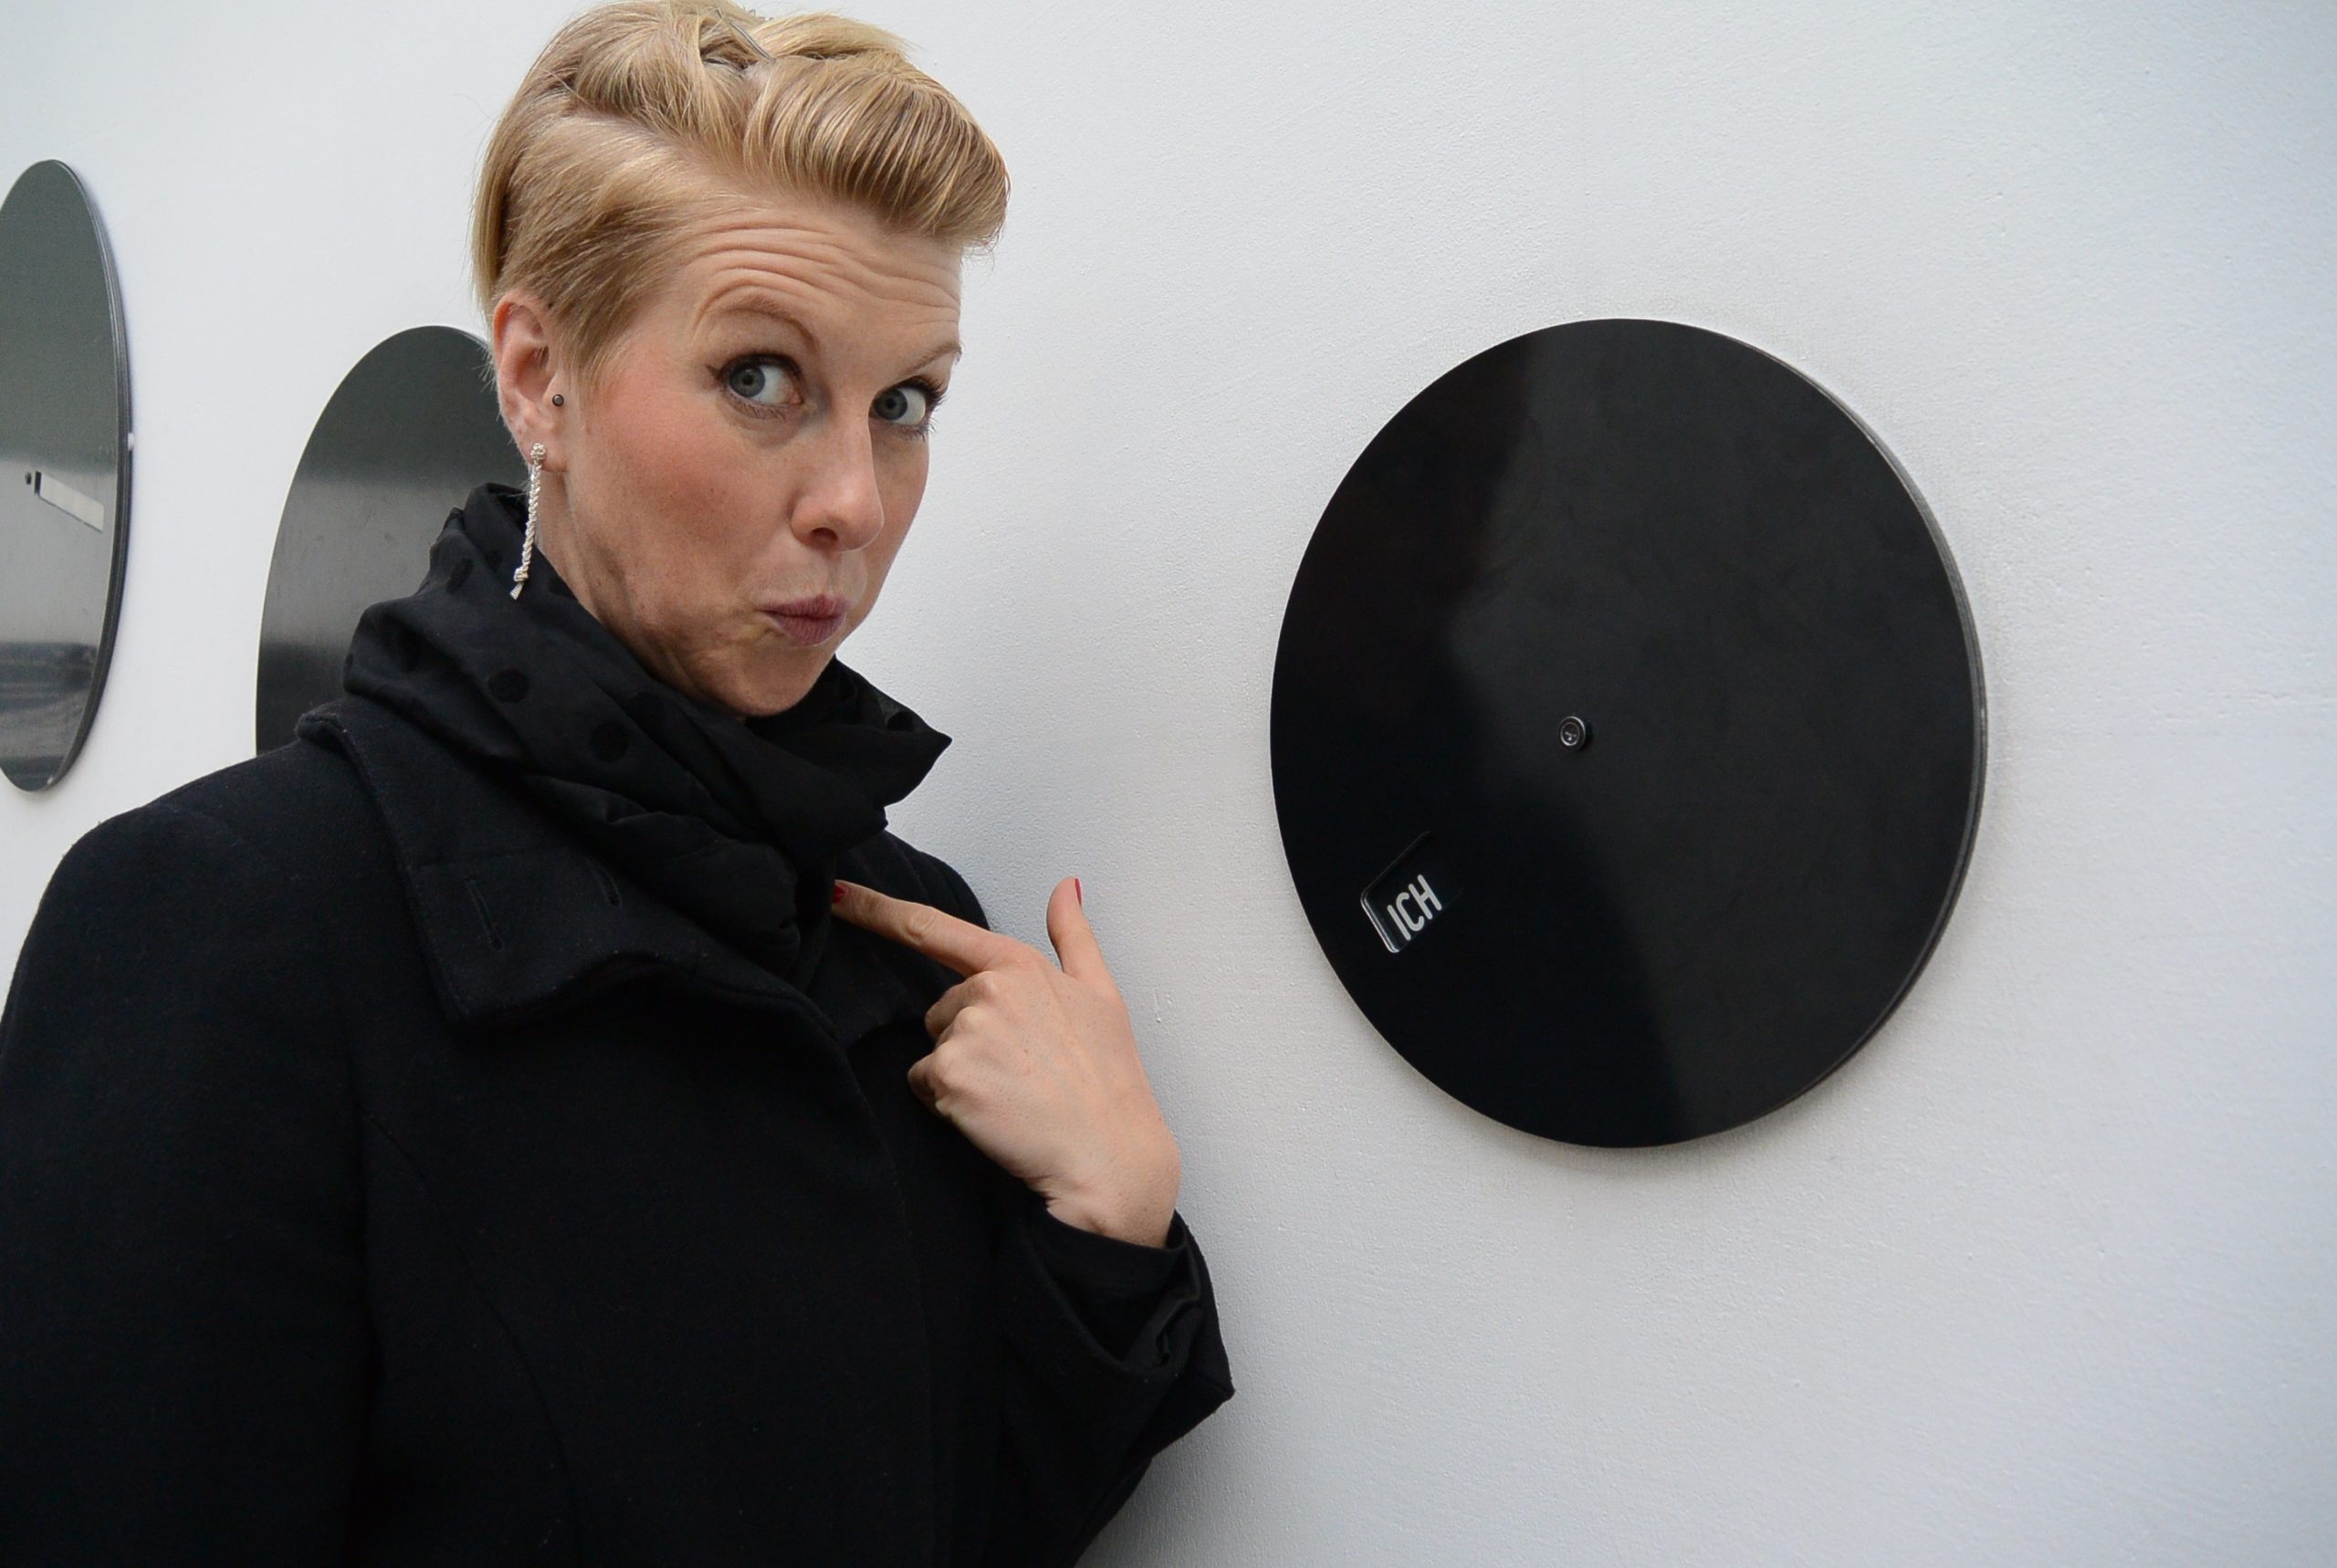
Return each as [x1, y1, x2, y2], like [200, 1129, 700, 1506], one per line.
[0, 160, 132, 792]
[1271, 319, 1984, 1146]
[257, 325, 521, 752]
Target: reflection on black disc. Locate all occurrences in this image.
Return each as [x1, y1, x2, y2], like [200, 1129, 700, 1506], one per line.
[0, 161, 132, 792]
[257, 325, 522, 752]
[1270, 319, 1984, 1147]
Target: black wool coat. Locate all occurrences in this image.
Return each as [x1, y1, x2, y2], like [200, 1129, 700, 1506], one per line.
[0, 691, 1232, 1564]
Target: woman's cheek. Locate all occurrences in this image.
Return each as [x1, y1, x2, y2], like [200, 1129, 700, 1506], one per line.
[647, 466, 763, 606]
[878, 457, 927, 548]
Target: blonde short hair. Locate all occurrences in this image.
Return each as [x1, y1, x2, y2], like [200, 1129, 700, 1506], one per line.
[471, 1, 1008, 397]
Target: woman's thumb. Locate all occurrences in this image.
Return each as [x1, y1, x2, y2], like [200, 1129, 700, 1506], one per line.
[1044, 876, 1110, 985]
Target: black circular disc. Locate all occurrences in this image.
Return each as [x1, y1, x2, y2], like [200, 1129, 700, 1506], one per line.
[257, 325, 521, 752]
[0, 160, 133, 792]
[1270, 319, 1984, 1147]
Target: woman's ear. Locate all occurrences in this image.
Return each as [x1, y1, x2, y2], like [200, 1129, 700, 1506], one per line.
[490, 291, 564, 464]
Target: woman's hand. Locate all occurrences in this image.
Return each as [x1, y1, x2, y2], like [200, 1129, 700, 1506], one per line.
[829, 876, 1181, 1248]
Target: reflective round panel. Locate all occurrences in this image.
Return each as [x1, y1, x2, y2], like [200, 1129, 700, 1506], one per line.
[0, 161, 132, 792]
[257, 325, 522, 751]
[1271, 319, 1985, 1147]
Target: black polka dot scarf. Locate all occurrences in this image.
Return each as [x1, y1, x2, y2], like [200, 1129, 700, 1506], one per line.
[341, 481, 952, 983]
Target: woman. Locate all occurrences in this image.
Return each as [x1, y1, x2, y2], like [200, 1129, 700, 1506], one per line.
[0, 4, 1232, 1562]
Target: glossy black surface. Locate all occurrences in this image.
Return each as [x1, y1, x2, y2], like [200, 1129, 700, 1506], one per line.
[0, 161, 131, 791]
[257, 326, 522, 751]
[1271, 319, 1984, 1146]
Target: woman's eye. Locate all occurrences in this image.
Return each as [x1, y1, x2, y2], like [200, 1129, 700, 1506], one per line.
[724, 357, 796, 407]
[873, 383, 933, 427]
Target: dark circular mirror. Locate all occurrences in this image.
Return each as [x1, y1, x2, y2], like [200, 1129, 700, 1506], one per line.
[257, 325, 522, 751]
[1272, 319, 1985, 1146]
[0, 160, 132, 792]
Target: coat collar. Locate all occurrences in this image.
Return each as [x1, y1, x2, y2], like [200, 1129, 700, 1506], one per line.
[298, 692, 937, 1047]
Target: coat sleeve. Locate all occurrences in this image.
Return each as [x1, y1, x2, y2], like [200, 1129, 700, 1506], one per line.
[921, 860, 1236, 1568]
[985, 1195, 1235, 1567]
[0, 800, 369, 1563]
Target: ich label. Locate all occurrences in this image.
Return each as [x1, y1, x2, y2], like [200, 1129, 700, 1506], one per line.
[1361, 832, 1459, 955]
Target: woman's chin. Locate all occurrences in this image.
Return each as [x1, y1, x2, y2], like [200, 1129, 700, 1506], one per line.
[713, 653, 833, 720]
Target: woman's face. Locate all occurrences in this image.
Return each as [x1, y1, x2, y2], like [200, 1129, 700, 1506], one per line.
[497, 189, 964, 718]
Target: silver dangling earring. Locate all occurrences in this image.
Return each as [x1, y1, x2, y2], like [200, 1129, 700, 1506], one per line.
[510, 442, 545, 599]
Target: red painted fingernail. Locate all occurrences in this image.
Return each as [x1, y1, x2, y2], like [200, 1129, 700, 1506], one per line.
[1074, 877, 1083, 905]
[832, 880, 845, 904]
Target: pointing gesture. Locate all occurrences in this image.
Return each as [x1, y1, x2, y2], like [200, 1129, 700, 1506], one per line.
[830, 875, 1181, 1249]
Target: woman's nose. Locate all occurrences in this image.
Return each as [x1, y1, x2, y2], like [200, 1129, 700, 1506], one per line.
[790, 416, 886, 552]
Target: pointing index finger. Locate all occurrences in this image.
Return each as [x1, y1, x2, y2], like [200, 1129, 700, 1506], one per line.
[831, 878, 1036, 977]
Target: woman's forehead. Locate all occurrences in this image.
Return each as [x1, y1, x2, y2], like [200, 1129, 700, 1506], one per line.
[663, 200, 961, 348]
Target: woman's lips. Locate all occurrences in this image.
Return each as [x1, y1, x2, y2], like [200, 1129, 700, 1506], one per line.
[761, 595, 848, 646]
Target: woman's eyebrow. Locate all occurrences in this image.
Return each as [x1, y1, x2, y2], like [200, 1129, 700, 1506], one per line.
[701, 292, 961, 375]
[907, 339, 963, 372]
[699, 291, 814, 342]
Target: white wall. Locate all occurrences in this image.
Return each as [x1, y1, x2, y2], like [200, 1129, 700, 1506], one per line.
[5, 1, 2333, 1561]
